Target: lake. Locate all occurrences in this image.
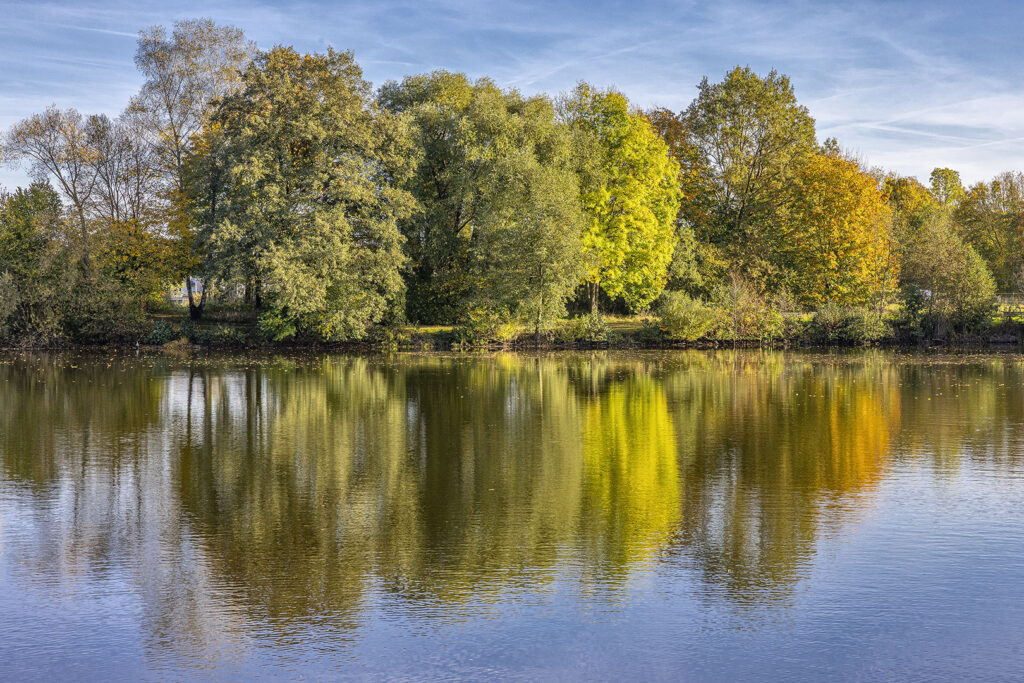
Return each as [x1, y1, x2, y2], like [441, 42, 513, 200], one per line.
[1, 350, 1022, 680]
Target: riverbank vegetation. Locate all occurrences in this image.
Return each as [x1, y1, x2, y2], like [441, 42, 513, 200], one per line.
[0, 18, 1019, 349]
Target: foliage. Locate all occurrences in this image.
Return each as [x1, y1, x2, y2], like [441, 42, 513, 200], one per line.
[205, 47, 414, 342]
[562, 84, 682, 312]
[0, 183, 70, 344]
[954, 171, 1024, 291]
[642, 107, 712, 293]
[685, 67, 817, 287]
[2, 106, 99, 272]
[471, 151, 585, 337]
[179, 318, 196, 343]
[145, 320, 177, 345]
[0, 36, 1019, 349]
[96, 218, 172, 304]
[713, 273, 783, 342]
[899, 215, 997, 335]
[195, 323, 249, 346]
[380, 72, 587, 326]
[133, 18, 255, 318]
[62, 276, 148, 343]
[658, 291, 722, 341]
[553, 313, 611, 343]
[780, 154, 897, 307]
[805, 304, 890, 345]
[453, 306, 520, 346]
[929, 167, 965, 209]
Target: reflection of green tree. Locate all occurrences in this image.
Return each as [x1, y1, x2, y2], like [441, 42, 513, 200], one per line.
[171, 354, 686, 621]
[0, 354, 164, 489]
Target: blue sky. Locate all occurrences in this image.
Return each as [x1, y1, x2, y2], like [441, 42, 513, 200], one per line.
[2, 0, 1023, 189]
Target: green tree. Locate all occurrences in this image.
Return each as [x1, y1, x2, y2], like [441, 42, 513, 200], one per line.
[0, 182, 70, 343]
[684, 67, 817, 287]
[901, 214, 996, 333]
[471, 149, 585, 338]
[929, 167, 965, 209]
[205, 47, 414, 341]
[954, 172, 1024, 290]
[379, 72, 586, 325]
[562, 84, 681, 312]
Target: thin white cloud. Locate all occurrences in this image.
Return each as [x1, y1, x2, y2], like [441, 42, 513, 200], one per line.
[2, 0, 1024, 188]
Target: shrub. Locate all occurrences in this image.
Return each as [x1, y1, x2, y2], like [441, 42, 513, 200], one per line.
[63, 278, 147, 344]
[178, 318, 196, 343]
[367, 325, 410, 350]
[658, 291, 721, 341]
[634, 318, 665, 345]
[578, 312, 610, 342]
[195, 323, 248, 346]
[713, 274, 783, 343]
[145, 320, 176, 345]
[552, 312, 611, 344]
[0, 272, 19, 341]
[806, 304, 890, 345]
[453, 307, 521, 346]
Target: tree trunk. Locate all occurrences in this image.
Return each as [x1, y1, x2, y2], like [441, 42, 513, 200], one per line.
[186, 277, 204, 321]
[589, 282, 599, 314]
[76, 205, 91, 276]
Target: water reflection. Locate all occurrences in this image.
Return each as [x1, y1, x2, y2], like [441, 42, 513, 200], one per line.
[1, 350, 1022, 670]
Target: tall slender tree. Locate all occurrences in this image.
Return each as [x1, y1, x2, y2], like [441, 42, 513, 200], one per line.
[3, 106, 98, 273]
[132, 18, 255, 318]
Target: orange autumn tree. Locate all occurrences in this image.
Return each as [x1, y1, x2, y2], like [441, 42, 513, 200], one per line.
[780, 154, 897, 308]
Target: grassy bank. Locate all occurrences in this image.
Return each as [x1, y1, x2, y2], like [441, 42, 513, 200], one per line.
[33, 306, 1014, 354]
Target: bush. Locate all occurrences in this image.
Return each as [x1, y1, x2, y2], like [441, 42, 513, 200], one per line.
[0, 272, 19, 342]
[178, 318, 196, 343]
[453, 307, 521, 346]
[713, 274, 783, 343]
[553, 312, 610, 344]
[806, 304, 890, 345]
[658, 292, 721, 341]
[144, 320, 176, 345]
[634, 318, 665, 345]
[368, 325, 410, 350]
[195, 323, 248, 346]
[63, 278, 147, 344]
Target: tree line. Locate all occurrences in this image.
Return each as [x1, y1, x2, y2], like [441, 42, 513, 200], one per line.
[0, 18, 1011, 346]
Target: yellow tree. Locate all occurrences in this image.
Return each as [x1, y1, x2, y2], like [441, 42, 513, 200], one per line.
[562, 85, 682, 312]
[781, 154, 897, 307]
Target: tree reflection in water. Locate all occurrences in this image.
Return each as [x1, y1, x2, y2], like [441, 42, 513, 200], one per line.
[1, 350, 1017, 660]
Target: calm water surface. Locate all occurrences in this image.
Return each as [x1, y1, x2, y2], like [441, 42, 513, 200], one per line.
[1, 350, 1022, 680]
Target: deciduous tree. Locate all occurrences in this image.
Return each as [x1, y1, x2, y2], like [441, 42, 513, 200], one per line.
[132, 18, 255, 318]
[780, 154, 897, 307]
[684, 67, 817, 286]
[206, 47, 415, 341]
[562, 84, 681, 312]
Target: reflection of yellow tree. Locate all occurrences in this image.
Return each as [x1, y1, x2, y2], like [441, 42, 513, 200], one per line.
[580, 374, 680, 572]
[663, 351, 901, 603]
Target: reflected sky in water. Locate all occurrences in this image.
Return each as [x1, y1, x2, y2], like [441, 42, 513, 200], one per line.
[0, 350, 1022, 680]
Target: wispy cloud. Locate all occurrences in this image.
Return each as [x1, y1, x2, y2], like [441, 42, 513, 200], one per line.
[3, 0, 1024, 189]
